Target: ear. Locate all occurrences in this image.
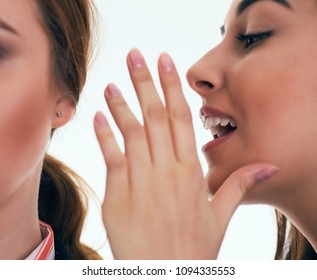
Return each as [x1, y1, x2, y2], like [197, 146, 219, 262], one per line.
[52, 96, 76, 129]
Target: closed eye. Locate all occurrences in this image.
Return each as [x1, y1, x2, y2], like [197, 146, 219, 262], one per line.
[0, 45, 8, 59]
[0, 48, 6, 58]
[236, 30, 273, 49]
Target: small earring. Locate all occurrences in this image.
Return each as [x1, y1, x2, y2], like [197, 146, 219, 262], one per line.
[56, 112, 62, 117]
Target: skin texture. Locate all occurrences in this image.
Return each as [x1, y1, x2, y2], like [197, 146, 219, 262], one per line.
[0, 0, 74, 259]
[96, 0, 317, 258]
[187, 0, 317, 252]
[0, 0, 279, 260]
[188, 0, 317, 203]
[95, 50, 277, 259]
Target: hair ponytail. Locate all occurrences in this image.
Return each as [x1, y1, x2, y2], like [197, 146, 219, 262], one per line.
[275, 210, 317, 260]
[34, 1, 101, 259]
[39, 154, 101, 259]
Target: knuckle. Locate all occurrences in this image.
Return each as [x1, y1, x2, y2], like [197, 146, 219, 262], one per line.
[230, 168, 254, 196]
[237, 176, 250, 196]
[133, 69, 152, 82]
[230, 168, 245, 182]
[110, 96, 126, 107]
[146, 105, 168, 122]
[107, 157, 127, 172]
[171, 106, 192, 123]
[123, 124, 145, 140]
[163, 74, 180, 85]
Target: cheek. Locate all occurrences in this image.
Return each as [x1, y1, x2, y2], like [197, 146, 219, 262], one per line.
[239, 54, 317, 155]
[0, 76, 54, 191]
[219, 52, 317, 196]
[206, 48, 317, 195]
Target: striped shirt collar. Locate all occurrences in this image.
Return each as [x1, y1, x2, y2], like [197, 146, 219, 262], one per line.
[25, 220, 55, 260]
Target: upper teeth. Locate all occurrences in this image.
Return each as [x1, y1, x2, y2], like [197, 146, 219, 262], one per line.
[203, 116, 237, 136]
[203, 116, 237, 129]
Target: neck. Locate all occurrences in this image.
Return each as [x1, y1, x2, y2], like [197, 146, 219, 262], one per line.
[271, 182, 317, 253]
[0, 163, 42, 259]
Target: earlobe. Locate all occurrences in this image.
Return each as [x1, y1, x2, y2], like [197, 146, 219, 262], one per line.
[56, 111, 63, 118]
[52, 97, 76, 129]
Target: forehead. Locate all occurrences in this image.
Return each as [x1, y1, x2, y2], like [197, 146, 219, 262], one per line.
[227, 0, 289, 17]
[0, 0, 41, 38]
[221, 0, 317, 37]
[227, 0, 316, 17]
[224, 0, 290, 28]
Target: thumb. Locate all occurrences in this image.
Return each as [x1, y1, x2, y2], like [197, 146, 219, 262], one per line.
[210, 164, 279, 231]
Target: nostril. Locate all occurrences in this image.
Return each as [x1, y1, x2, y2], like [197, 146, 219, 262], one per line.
[195, 81, 214, 90]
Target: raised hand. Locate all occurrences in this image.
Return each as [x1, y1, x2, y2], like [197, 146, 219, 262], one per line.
[94, 49, 278, 259]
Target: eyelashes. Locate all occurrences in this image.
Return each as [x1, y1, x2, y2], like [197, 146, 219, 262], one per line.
[0, 47, 7, 59]
[236, 30, 273, 49]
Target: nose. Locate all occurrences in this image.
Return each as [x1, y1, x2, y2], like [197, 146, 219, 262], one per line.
[186, 47, 226, 98]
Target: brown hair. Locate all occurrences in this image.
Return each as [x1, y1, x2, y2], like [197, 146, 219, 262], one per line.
[36, 0, 101, 259]
[275, 211, 317, 260]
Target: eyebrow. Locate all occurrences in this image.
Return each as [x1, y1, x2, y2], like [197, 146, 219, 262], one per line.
[237, 0, 292, 17]
[0, 18, 19, 36]
[220, 0, 292, 36]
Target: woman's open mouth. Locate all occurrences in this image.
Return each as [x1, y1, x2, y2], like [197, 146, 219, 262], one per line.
[200, 107, 237, 152]
[204, 116, 237, 139]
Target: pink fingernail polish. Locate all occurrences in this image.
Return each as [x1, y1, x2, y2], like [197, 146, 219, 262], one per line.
[106, 83, 121, 98]
[128, 49, 145, 69]
[255, 166, 279, 184]
[159, 53, 174, 73]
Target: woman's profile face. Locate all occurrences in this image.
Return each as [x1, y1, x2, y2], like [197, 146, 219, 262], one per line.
[187, 0, 317, 204]
[0, 0, 61, 201]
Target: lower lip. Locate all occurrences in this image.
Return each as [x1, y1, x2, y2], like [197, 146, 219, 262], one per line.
[202, 131, 235, 153]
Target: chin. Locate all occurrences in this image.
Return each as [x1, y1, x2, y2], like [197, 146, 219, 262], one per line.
[205, 167, 230, 195]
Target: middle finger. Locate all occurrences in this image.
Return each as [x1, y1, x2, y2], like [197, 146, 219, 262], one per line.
[127, 49, 176, 166]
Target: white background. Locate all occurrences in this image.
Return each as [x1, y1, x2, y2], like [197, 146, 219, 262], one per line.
[47, 0, 277, 259]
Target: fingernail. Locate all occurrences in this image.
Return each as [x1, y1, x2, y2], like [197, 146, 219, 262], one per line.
[128, 49, 145, 69]
[95, 111, 108, 127]
[255, 166, 279, 184]
[159, 53, 174, 73]
[106, 83, 121, 98]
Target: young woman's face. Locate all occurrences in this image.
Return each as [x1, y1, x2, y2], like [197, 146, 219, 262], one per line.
[0, 0, 61, 201]
[187, 0, 317, 204]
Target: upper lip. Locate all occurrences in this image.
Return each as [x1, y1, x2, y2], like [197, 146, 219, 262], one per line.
[199, 106, 234, 122]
